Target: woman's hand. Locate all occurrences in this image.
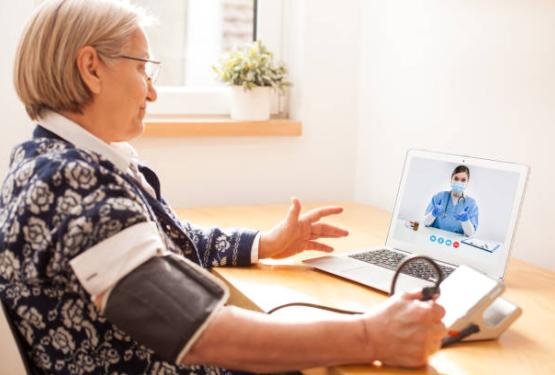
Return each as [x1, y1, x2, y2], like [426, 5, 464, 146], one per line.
[455, 207, 470, 222]
[362, 290, 447, 368]
[431, 200, 443, 218]
[259, 198, 349, 259]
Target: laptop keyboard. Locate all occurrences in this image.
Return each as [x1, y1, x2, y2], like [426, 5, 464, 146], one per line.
[349, 249, 455, 282]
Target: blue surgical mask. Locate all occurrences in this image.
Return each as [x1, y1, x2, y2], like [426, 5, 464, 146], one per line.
[451, 181, 466, 194]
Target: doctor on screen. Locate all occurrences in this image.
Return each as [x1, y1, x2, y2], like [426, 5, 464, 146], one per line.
[424, 165, 479, 237]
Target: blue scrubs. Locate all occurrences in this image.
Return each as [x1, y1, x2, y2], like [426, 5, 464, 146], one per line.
[425, 191, 479, 235]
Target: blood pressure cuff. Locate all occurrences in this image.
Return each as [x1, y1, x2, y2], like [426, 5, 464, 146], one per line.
[102, 254, 228, 363]
[69, 221, 229, 364]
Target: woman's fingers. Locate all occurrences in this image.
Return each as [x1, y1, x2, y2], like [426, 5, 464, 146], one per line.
[306, 241, 335, 252]
[430, 303, 446, 322]
[310, 223, 349, 239]
[303, 206, 344, 223]
[400, 289, 425, 300]
[286, 197, 302, 223]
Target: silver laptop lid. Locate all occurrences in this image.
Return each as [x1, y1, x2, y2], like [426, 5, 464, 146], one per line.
[385, 150, 528, 279]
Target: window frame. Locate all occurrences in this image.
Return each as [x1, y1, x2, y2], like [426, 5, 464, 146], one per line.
[148, 0, 285, 116]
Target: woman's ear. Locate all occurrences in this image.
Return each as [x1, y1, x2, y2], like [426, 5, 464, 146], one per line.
[76, 46, 102, 94]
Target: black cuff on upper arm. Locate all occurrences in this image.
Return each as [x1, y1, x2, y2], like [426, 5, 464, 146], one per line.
[104, 255, 227, 363]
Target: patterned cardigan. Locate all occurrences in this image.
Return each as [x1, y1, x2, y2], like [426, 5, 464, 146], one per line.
[0, 126, 257, 375]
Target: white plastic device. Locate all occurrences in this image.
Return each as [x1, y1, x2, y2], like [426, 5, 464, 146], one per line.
[437, 265, 522, 342]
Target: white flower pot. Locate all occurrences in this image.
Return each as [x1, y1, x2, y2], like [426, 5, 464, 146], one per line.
[230, 86, 271, 121]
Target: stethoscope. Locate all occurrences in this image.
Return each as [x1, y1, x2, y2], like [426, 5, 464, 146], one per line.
[441, 191, 466, 218]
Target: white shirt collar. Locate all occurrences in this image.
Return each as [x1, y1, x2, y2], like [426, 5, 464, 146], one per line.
[38, 111, 138, 172]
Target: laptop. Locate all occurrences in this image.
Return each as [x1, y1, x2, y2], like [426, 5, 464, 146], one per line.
[304, 150, 529, 294]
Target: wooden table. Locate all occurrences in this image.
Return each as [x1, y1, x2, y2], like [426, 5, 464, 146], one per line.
[177, 202, 555, 375]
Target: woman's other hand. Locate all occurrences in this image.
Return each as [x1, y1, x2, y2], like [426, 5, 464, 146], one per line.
[259, 198, 349, 259]
[455, 207, 470, 222]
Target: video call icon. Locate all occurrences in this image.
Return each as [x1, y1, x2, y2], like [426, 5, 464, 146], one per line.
[429, 235, 459, 249]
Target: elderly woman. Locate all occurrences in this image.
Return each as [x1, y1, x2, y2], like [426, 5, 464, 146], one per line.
[0, 0, 446, 374]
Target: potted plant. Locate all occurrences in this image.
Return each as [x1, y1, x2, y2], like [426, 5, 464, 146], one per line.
[213, 40, 289, 121]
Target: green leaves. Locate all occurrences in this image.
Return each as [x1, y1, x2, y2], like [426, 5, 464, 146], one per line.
[212, 40, 290, 92]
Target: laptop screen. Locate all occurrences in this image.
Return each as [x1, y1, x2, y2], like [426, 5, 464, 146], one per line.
[387, 150, 528, 279]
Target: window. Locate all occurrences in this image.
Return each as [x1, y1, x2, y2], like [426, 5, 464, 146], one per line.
[133, 0, 285, 116]
[134, 0, 256, 87]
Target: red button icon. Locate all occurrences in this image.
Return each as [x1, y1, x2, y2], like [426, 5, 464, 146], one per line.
[453, 241, 460, 248]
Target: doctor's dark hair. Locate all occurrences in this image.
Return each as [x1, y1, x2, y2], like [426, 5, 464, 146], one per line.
[451, 165, 470, 179]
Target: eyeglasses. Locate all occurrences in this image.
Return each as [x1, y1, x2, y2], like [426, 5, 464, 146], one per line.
[114, 54, 162, 83]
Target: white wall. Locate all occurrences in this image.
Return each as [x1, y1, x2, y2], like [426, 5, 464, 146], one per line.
[354, 0, 555, 271]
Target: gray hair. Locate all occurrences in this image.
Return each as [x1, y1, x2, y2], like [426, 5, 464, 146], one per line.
[14, 0, 152, 120]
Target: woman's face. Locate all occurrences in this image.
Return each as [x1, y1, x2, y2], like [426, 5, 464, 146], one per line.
[451, 172, 469, 185]
[97, 28, 157, 142]
[451, 172, 468, 184]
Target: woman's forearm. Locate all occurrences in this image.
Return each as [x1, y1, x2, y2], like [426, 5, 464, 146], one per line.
[423, 212, 436, 226]
[182, 305, 370, 373]
[461, 220, 475, 237]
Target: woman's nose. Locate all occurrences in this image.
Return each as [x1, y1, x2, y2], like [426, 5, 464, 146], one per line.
[146, 79, 157, 102]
